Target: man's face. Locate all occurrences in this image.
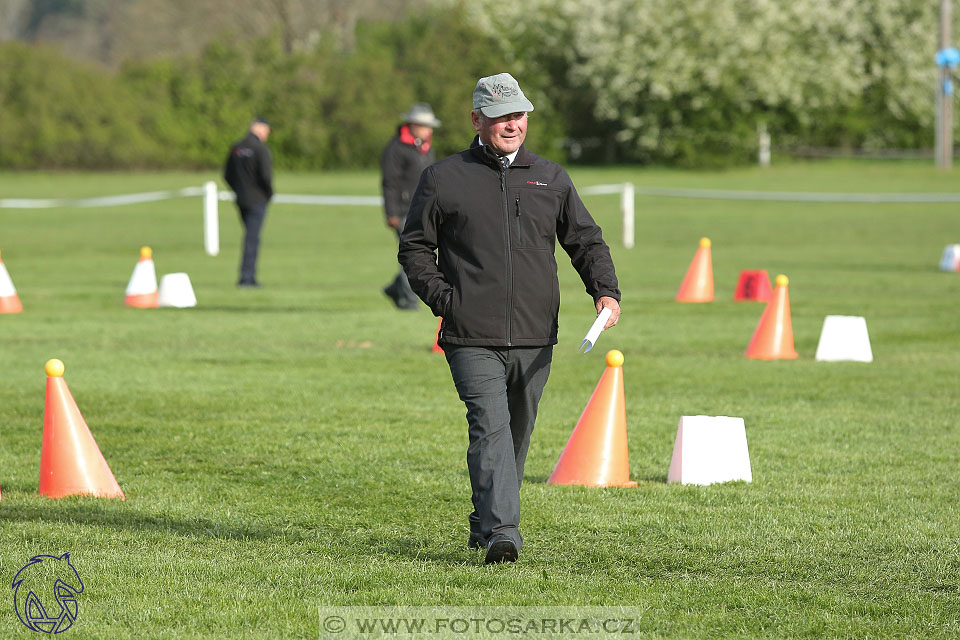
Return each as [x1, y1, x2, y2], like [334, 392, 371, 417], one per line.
[252, 122, 270, 142]
[473, 111, 527, 155]
[409, 123, 433, 142]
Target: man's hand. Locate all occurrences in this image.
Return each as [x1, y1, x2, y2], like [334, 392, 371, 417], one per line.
[596, 296, 620, 329]
[387, 216, 402, 230]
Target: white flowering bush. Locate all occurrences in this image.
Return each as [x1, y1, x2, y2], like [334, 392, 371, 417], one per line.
[470, 0, 939, 164]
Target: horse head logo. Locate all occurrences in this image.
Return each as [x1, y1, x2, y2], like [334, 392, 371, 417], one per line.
[12, 553, 84, 634]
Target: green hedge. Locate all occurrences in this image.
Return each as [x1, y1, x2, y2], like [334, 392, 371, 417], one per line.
[0, 4, 936, 170]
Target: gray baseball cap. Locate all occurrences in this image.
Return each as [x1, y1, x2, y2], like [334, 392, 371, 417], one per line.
[473, 73, 535, 118]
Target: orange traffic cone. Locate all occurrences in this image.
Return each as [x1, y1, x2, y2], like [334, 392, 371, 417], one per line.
[432, 319, 444, 353]
[39, 359, 125, 499]
[745, 274, 798, 360]
[547, 350, 637, 488]
[0, 250, 24, 314]
[676, 238, 714, 302]
[124, 246, 158, 308]
[733, 269, 773, 302]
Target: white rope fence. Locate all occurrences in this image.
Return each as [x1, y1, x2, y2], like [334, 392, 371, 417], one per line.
[5, 181, 960, 253]
[0, 182, 385, 257]
[0, 186, 205, 209]
[582, 183, 960, 249]
[582, 184, 960, 203]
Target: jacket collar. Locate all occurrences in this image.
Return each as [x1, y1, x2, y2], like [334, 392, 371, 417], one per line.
[399, 125, 431, 154]
[469, 135, 533, 168]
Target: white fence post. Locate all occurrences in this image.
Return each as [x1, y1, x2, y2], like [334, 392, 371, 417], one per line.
[758, 122, 771, 167]
[620, 182, 635, 249]
[203, 181, 220, 257]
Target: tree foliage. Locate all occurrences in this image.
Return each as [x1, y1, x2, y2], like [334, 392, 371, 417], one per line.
[0, 42, 165, 168]
[0, 1, 949, 169]
[473, 0, 941, 165]
[0, 7, 510, 169]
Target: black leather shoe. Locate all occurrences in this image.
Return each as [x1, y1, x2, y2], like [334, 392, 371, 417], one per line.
[484, 539, 518, 564]
[468, 533, 487, 550]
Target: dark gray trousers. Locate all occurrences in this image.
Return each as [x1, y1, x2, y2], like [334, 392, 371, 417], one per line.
[238, 203, 267, 284]
[388, 225, 416, 303]
[445, 345, 553, 549]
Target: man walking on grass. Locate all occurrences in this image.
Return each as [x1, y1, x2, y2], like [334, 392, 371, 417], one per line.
[399, 73, 621, 564]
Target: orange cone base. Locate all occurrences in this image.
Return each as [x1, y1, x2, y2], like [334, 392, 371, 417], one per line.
[548, 476, 638, 488]
[746, 347, 798, 361]
[40, 484, 125, 499]
[0, 295, 23, 313]
[40, 377, 125, 500]
[124, 292, 158, 308]
[676, 288, 713, 303]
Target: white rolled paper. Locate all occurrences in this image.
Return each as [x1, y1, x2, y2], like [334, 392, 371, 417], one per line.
[579, 306, 612, 353]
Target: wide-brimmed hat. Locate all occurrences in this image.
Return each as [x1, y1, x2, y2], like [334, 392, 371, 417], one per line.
[402, 103, 441, 128]
[473, 73, 535, 118]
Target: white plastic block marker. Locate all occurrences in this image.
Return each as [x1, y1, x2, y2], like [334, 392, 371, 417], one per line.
[667, 416, 752, 485]
[157, 273, 197, 308]
[939, 244, 960, 272]
[815, 315, 873, 363]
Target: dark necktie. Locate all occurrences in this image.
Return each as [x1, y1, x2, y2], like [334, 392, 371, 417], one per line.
[498, 155, 510, 170]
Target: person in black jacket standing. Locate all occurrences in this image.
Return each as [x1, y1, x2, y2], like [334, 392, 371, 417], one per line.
[380, 103, 440, 309]
[224, 116, 273, 287]
[399, 73, 621, 564]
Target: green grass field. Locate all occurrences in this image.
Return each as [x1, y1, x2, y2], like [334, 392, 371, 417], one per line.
[1, 161, 958, 638]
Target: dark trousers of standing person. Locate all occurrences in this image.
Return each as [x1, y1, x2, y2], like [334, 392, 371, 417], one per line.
[385, 226, 418, 308]
[444, 345, 553, 550]
[238, 203, 267, 285]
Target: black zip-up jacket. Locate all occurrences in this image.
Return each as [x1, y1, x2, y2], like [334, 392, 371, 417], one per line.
[380, 127, 436, 224]
[399, 142, 620, 347]
[223, 132, 273, 208]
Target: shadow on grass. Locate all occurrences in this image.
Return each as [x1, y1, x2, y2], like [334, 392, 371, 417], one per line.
[524, 474, 550, 484]
[636, 473, 668, 484]
[187, 305, 324, 313]
[362, 533, 476, 566]
[0, 500, 315, 544]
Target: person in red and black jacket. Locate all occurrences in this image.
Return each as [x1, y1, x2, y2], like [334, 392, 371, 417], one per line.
[380, 103, 440, 310]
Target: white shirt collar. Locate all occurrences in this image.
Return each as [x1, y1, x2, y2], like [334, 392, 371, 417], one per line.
[478, 138, 519, 166]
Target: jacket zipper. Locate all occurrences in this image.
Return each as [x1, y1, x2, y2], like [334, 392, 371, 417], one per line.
[501, 164, 513, 346]
[515, 194, 521, 243]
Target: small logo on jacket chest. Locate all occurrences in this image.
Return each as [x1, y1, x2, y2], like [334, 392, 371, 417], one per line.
[527, 181, 549, 186]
